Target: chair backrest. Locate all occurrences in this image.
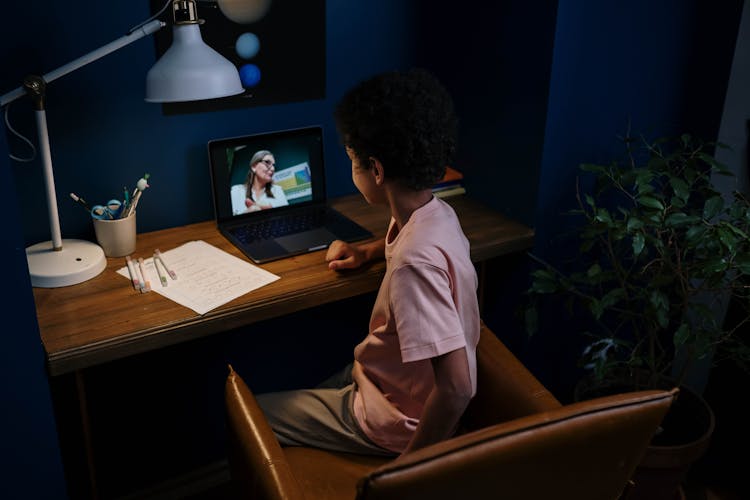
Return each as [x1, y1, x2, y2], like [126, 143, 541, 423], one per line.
[462, 323, 562, 431]
[356, 388, 677, 500]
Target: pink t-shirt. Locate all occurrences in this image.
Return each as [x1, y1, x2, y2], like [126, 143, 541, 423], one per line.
[352, 196, 480, 452]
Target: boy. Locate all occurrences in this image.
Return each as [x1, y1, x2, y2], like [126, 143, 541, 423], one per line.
[257, 68, 480, 456]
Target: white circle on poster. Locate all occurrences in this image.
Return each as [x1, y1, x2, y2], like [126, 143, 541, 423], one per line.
[236, 32, 260, 59]
[217, 0, 272, 24]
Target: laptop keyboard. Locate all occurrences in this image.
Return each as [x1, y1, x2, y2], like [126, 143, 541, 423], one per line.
[230, 209, 330, 244]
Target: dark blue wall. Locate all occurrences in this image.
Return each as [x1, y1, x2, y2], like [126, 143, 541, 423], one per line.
[0, 104, 67, 498]
[414, 0, 558, 227]
[1, 0, 742, 496]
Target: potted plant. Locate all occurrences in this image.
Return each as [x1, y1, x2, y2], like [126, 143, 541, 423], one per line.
[525, 132, 750, 499]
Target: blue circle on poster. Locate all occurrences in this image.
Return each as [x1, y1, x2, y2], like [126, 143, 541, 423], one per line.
[240, 64, 261, 87]
[235, 32, 260, 59]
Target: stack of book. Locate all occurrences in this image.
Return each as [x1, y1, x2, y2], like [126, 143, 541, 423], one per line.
[433, 166, 465, 198]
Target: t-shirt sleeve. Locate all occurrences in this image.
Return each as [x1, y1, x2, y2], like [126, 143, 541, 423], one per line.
[390, 263, 466, 363]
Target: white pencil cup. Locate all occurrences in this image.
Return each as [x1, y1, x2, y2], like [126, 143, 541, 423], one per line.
[93, 211, 136, 257]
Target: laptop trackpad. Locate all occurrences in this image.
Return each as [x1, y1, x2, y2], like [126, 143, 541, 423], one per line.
[276, 227, 337, 252]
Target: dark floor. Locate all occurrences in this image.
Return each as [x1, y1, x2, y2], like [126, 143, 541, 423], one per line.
[183, 482, 234, 500]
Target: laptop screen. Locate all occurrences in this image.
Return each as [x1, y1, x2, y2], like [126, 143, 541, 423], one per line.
[207, 126, 327, 223]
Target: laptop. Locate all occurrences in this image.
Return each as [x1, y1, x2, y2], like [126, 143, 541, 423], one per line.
[207, 126, 373, 263]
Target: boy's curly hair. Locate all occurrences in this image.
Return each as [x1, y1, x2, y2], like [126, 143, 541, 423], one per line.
[334, 68, 458, 190]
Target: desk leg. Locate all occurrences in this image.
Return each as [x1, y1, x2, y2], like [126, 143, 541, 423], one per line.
[75, 370, 99, 500]
[49, 370, 100, 500]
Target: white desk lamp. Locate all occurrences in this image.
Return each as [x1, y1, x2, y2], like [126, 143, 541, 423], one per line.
[0, 0, 243, 288]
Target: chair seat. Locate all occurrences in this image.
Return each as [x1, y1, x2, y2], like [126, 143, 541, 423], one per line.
[284, 448, 388, 500]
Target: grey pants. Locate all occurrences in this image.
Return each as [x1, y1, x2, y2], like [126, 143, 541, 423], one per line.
[256, 364, 396, 456]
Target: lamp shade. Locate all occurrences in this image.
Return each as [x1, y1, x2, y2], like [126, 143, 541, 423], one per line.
[145, 24, 244, 102]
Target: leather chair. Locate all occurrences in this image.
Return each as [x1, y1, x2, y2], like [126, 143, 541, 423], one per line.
[225, 322, 677, 500]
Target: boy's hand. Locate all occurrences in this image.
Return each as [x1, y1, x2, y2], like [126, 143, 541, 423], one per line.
[326, 240, 367, 271]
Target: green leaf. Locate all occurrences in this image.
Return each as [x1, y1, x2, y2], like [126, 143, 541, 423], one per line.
[697, 152, 733, 175]
[665, 213, 701, 226]
[627, 217, 644, 232]
[595, 208, 612, 223]
[649, 290, 668, 311]
[723, 221, 749, 240]
[529, 269, 559, 294]
[639, 196, 664, 210]
[669, 177, 690, 201]
[703, 196, 724, 220]
[736, 256, 750, 275]
[600, 288, 624, 309]
[589, 299, 604, 320]
[649, 290, 670, 328]
[586, 263, 602, 278]
[665, 213, 685, 226]
[717, 226, 736, 253]
[634, 169, 655, 195]
[702, 257, 728, 275]
[635, 169, 654, 186]
[686, 225, 707, 243]
[632, 233, 645, 256]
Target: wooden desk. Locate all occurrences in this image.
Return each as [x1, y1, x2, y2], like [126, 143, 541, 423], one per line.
[35, 194, 534, 498]
[35, 194, 534, 376]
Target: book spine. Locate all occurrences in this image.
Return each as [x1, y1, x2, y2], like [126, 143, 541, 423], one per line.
[433, 185, 466, 198]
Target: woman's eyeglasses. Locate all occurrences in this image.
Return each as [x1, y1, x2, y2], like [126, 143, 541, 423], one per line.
[261, 159, 275, 169]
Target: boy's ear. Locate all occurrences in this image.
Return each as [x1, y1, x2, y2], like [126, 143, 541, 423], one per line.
[370, 157, 385, 186]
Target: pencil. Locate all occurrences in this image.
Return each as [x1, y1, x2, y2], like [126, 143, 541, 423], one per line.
[154, 249, 177, 279]
[153, 253, 168, 287]
[125, 255, 139, 290]
[138, 257, 151, 292]
[69, 192, 91, 213]
[124, 189, 142, 218]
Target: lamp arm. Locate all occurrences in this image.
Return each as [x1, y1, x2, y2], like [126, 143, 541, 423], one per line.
[0, 18, 164, 253]
[0, 19, 164, 107]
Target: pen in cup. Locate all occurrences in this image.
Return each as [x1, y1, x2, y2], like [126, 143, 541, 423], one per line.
[70, 193, 91, 213]
[123, 174, 150, 218]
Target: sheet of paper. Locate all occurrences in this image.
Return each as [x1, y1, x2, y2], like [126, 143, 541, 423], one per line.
[117, 240, 280, 315]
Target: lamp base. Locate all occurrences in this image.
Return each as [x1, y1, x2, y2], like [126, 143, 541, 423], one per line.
[26, 239, 107, 288]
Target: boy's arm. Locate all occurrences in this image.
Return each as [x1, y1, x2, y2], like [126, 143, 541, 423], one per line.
[401, 346, 473, 455]
[326, 238, 385, 270]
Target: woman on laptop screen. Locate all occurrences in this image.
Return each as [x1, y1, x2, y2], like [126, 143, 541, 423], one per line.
[230, 150, 289, 214]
